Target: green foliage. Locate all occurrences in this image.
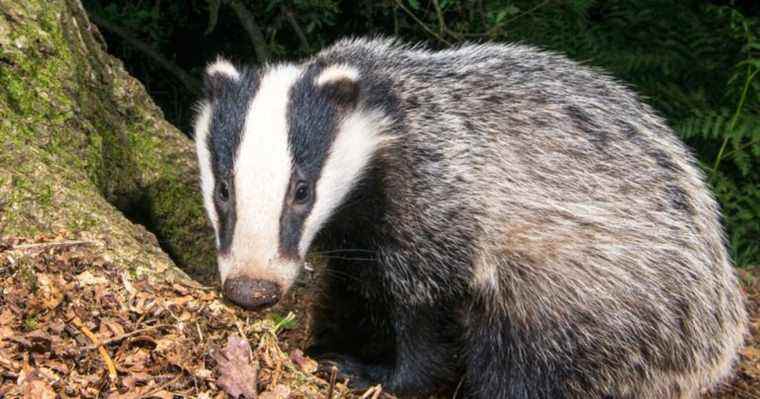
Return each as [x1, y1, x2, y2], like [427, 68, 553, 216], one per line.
[269, 311, 298, 332]
[85, 0, 760, 265]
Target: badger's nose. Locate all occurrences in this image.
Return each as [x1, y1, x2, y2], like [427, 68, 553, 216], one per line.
[223, 276, 281, 310]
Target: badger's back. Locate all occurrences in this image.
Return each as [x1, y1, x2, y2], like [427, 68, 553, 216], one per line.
[316, 38, 746, 397]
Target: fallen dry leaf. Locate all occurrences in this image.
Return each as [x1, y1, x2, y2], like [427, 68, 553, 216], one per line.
[215, 335, 258, 399]
[22, 379, 56, 399]
[122, 372, 151, 388]
[76, 270, 108, 286]
[258, 384, 291, 399]
[35, 274, 65, 310]
[19, 368, 56, 399]
[107, 381, 174, 399]
[290, 349, 318, 374]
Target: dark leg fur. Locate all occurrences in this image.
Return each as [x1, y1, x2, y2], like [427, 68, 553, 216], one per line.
[462, 298, 608, 399]
[308, 259, 460, 396]
[307, 258, 394, 363]
[377, 303, 461, 394]
[463, 316, 567, 399]
[312, 305, 461, 395]
[309, 258, 606, 398]
[308, 167, 466, 396]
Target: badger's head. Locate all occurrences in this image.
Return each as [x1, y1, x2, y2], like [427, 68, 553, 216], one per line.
[194, 58, 392, 310]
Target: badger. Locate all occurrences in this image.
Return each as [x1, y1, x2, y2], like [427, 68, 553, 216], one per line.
[193, 38, 747, 398]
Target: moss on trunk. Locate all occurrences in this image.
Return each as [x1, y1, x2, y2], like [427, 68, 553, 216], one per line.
[0, 0, 216, 281]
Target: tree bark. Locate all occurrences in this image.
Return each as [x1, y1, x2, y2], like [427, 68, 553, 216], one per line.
[0, 2, 348, 397]
[0, 0, 216, 282]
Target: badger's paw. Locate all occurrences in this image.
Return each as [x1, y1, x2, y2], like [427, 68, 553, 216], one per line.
[314, 353, 385, 391]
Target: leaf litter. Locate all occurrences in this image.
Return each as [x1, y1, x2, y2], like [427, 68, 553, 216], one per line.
[1, 234, 759, 398]
[0, 235, 361, 398]
[214, 335, 257, 399]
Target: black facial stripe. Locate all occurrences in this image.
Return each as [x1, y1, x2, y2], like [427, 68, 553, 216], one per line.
[278, 63, 346, 258]
[287, 63, 343, 176]
[208, 68, 261, 253]
[213, 172, 236, 254]
[276, 60, 404, 259]
[278, 170, 316, 259]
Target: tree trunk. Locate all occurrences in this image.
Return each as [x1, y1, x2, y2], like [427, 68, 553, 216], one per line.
[0, 0, 216, 282]
[0, 1, 352, 397]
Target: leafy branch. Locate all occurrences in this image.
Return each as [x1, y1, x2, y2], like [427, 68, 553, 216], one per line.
[205, 0, 270, 63]
[87, 12, 201, 95]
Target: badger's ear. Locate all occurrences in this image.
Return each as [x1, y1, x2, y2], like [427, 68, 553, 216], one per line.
[315, 65, 360, 110]
[204, 57, 240, 99]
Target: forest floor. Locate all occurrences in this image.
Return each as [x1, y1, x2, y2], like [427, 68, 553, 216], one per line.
[714, 267, 760, 399]
[0, 234, 758, 399]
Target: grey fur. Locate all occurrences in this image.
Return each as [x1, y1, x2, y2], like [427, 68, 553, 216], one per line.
[203, 37, 748, 398]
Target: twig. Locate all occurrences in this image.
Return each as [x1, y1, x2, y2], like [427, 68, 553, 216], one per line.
[432, 0, 446, 35]
[452, 375, 466, 399]
[1, 370, 19, 379]
[326, 366, 337, 399]
[485, 0, 550, 37]
[358, 384, 382, 399]
[711, 66, 759, 176]
[393, 4, 399, 35]
[9, 240, 96, 252]
[72, 316, 118, 382]
[138, 374, 182, 399]
[87, 12, 201, 95]
[478, 0, 487, 28]
[395, 0, 452, 46]
[81, 324, 169, 350]
[721, 136, 760, 162]
[196, 321, 204, 342]
[225, 0, 270, 63]
[432, 0, 462, 41]
[282, 7, 310, 52]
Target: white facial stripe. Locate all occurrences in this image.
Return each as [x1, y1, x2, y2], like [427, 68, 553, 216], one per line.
[315, 64, 360, 86]
[299, 110, 394, 256]
[223, 65, 303, 284]
[193, 102, 219, 246]
[206, 57, 240, 80]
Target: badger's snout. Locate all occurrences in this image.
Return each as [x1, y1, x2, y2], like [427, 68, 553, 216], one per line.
[222, 275, 282, 310]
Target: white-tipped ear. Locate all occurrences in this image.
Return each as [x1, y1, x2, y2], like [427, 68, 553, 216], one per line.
[315, 65, 360, 109]
[206, 57, 240, 80]
[315, 64, 359, 87]
[204, 57, 240, 99]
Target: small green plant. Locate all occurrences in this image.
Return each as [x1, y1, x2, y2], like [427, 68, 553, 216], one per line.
[270, 312, 298, 333]
[24, 314, 39, 331]
[18, 259, 38, 293]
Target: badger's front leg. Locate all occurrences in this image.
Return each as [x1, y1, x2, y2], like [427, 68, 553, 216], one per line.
[379, 305, 460, 394]
[315, 303, 460, 395]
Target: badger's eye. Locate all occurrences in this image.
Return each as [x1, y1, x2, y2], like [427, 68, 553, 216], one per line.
[218, 181, 230, 202]
[294, 181, 310, 204]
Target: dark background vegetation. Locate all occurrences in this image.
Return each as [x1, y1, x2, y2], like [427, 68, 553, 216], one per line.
[82, 0, 759, 266]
